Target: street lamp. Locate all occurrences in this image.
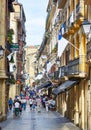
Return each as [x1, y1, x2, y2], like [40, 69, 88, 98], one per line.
[87, 26, 91, 41]
[0, 45, 4, 59]
[82, 20, 91, 37]
[56, 57, 60, 67]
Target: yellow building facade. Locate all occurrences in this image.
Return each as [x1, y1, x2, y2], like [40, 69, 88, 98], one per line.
[54, 0, 91, 130]
[9, 2, 26, 99]
[0, 0, 8, 121]
[37, 0, 91, 130]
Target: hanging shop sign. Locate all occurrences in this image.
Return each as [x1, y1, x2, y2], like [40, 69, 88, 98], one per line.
[10, 43, 19, 51]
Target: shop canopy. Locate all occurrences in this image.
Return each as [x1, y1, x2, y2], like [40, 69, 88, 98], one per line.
[52, 80, 79, 95]
[36, 81, 52, 91]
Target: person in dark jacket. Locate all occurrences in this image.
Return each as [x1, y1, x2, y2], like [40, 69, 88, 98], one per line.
[8, 97, 13, 110]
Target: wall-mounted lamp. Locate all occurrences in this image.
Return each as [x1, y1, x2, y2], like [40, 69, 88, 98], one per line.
[13, 65, 16, 71]
[56, 57, 60, 66]
[87, 26, 91, 41]
[0, 45, 4, 59]
[82, 20, 91, 37]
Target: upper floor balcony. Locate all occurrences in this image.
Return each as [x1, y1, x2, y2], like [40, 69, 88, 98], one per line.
[60, 22, 69, 37]
[68, 12, 74, 28]
[48, 70, 59, 80]
[59, 66, 68, 80]
[87, 41, 91, 64]
[6, 73, 16, 85]
[59, 55, 87, 79]
[54, 10, 62, 27]
[46, 3, 56, 29]
[58, 0, 66, 9]
[60, 2, 84, 31]
[76, 3, 84, 21]
[65, 3, 84, 34]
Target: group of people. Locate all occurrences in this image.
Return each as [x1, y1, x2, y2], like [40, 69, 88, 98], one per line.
[8, 95, 27, 117]
[29, 96, 41, 112]
[8, 90, 56, 116]
[41, 95, 56, 112]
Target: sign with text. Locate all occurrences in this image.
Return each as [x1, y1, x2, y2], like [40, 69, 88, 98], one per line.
[10, 43, 19, 51]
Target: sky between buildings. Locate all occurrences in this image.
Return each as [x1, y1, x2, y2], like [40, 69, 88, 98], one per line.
[19, 0, 49, 46]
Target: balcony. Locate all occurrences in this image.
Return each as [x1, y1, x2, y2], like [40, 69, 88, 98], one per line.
[54, 71, 59, 80]
[48, 71, 59, 80]
[68, 12, 75, 28]
[54, 11, 62, 26]
[67, 56, 87, 78]
[67, 58, 79, 76]
[46, 4, 56, 29]
[48, 72, 54, 80]
[58, 0, 66, 9]
[59, 56, 87, 79]
[75, 3, 84, 25]
[62, 22, 69, 37]
[6, 73, 16, 85]
[87, 41, 91, 64]
[59, 66, 68, 78]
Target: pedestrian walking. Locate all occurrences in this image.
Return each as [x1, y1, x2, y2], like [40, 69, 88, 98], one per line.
[13, 99, 20, 117]
[36, 96, 41, 112]
[45, 98, 49, 112]
[8, 97, 13, 110]
[32, 98, 36, 111]
[21, 97, 27, 110]
[29, 97, 33, 110]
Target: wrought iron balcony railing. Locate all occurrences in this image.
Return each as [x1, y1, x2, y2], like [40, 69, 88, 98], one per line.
[67, 12, 74, 28]
[54, 71, 59, 80]
[59, 66, 67, 78]
[54, 10, 62, 26]
[59, 55, 87, 78]
[76, 2, 84, 20]
[46, 3, 56, 28]
[87, 41, 91, 61]
[67, 58, 79, 75]
[48, 71, 59, 80]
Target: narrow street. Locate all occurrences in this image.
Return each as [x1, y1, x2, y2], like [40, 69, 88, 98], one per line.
[0, 105, 81, 130]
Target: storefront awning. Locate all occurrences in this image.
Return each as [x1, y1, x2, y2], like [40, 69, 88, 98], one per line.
[52, 80, 79, 95]
[36, 81, 52, 91]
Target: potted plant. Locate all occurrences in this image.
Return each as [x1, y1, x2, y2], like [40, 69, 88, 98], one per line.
[7, 29, 14, 44]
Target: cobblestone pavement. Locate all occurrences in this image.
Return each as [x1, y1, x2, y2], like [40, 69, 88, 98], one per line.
[0, 105, 81, 130]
